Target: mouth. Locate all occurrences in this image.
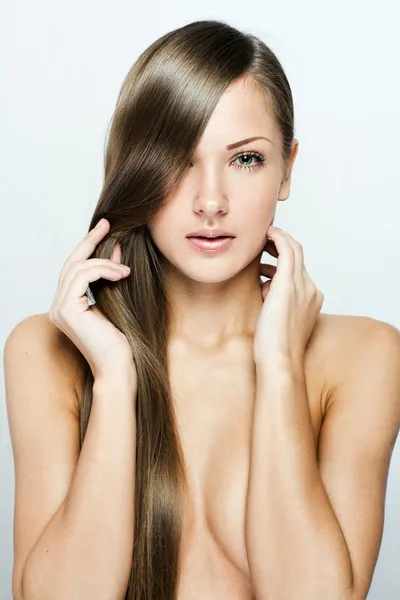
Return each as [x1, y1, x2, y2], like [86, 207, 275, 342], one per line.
[186, 236, 235, 253]
[187, 235, 233, 239]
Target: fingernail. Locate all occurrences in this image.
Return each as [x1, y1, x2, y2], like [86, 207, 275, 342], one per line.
[95, 218, 106, 229]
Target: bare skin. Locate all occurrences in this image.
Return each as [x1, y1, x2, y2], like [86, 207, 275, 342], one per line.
[7, 306, 399, 600]
[7, 313, 400, 600]
[68, 310, 398, 599]
[141, 77, 400, 597]
[6, 75, 399, 599]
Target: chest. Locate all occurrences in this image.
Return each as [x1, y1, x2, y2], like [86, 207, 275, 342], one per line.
[168, 342, 324, 597]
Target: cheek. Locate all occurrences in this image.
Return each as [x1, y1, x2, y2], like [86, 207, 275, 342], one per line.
[148, 207, 174, 241]
[237, 198, 275, 248]
[237, 195, 275, 229]
[148, 209, 184, 262]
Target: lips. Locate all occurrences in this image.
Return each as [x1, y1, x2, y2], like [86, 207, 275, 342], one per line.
[187, 236, 235, 253]
[186, 228, 235, 238]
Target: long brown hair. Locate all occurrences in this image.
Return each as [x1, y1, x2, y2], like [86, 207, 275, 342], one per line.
[79, 19, 295, 599]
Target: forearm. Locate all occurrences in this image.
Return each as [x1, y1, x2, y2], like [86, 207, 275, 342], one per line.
[22, 374, 137, 600]
[245, 362, 353, 600]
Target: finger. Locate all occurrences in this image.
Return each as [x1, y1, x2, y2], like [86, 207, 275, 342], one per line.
[59, 218, 111, 285]
[263, 238, 279, 259]
[266, 227, 295, 279]
[58, 259, 130, 306]
[268, 227, 306, 287]
[61, 264, 130, 312]
[279, 230, 306, 288]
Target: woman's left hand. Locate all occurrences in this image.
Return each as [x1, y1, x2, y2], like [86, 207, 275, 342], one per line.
[253, 226, 324, 370]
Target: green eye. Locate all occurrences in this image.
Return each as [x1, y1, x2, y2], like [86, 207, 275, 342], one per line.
[188, 151, 266, 172]
[231, 151, 266, 171]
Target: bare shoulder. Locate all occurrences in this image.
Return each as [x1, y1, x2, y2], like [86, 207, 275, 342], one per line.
[307, 312, 400, 413]
[4, 312, 87, 597]
[308, 315, 400, 600]
[4, 312, 85, 419]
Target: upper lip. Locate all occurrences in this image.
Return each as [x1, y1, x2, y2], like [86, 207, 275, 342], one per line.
[186, 228, 235, 238]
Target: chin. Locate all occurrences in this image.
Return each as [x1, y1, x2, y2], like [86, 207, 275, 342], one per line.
[179, 265, 238, 284]
[165, 253, 250, 285]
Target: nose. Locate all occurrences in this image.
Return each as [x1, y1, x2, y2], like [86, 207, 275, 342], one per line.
[192, 176, 228, 219]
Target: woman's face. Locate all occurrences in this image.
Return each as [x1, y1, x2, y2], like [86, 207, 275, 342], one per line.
[148, 77, 298, 284]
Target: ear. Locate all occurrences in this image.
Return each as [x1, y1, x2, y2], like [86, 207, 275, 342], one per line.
[278, 139, 299, 201]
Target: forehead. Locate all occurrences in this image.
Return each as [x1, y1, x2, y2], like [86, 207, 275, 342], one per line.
[198, 77, 279, 147]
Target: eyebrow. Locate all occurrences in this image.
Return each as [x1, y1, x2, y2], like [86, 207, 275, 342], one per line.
[226, 136, 274, 150]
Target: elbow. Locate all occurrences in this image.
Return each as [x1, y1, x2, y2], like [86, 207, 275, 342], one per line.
[12, 571, 25, 600]
[14, 555, 43, 600]
[12, 561, 26, 600]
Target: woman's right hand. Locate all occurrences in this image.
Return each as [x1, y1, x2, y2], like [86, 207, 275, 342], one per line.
[49, 218, 137, 385]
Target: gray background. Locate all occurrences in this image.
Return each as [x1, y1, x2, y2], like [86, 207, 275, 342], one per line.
[1, 1, 400, 598]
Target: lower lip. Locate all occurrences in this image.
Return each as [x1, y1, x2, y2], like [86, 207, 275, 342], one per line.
[186, 236, 235, 252]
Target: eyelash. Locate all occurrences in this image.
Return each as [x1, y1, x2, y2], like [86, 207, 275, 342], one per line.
[231, 150, 266, 171]
[188, 150, 267, 172]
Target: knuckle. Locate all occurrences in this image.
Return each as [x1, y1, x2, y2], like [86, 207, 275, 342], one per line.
[60, 259, 72, 277]
[56, 303, 70, 322]
[312, 287, 324, 302]
[71, 259, 87, 274]
[307, 283, 318, 298]
[74, 267, 89, 281]
[49, 308, 62, 325]
[67, 258, 81, 270]
[106, 258, 120, 267]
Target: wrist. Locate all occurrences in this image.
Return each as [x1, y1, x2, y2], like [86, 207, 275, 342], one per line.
[93, 368, 138, 395]
[255, 351, 305, 379]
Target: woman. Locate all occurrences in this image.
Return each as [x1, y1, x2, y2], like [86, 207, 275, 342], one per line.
[5, 19, 400, 600]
